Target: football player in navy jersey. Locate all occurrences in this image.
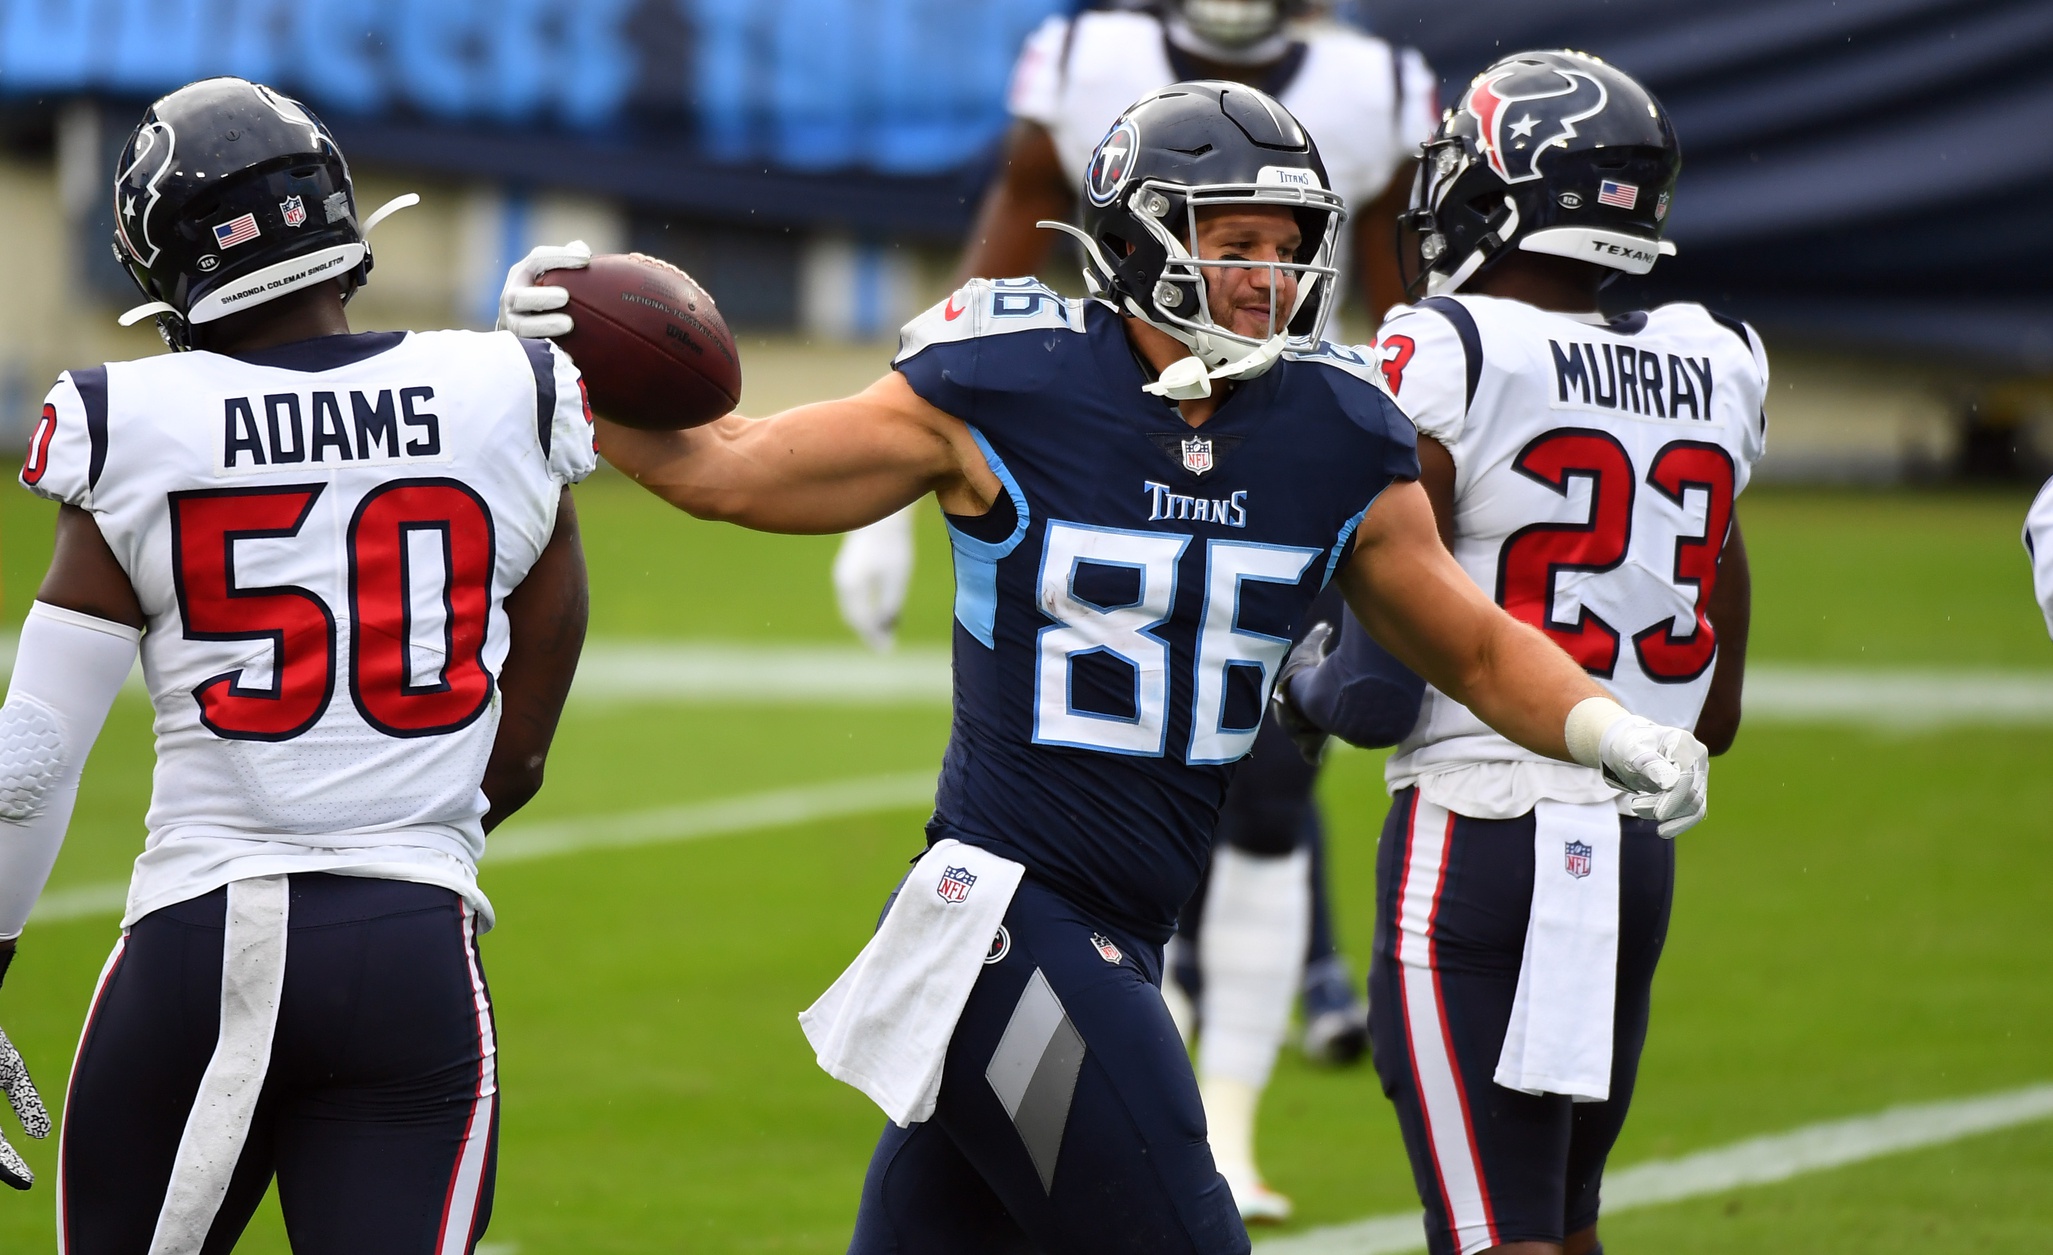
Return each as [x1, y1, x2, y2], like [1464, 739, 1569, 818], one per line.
[503, 81, 1708, 1255]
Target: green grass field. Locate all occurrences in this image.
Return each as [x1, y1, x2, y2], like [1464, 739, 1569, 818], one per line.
[0, 478, 2049, 1252]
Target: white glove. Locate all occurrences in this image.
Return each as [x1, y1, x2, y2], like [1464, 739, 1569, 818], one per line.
[496, 240, 592, 339]
[1565, 697, 1709, 839]
[833, 506, 917, 653]
[0, 1024, 49, 1189]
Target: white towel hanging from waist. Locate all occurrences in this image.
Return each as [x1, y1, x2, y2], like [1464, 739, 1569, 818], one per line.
[1493, 800, 1621, 1102]
[800, 839, 1023, 1126]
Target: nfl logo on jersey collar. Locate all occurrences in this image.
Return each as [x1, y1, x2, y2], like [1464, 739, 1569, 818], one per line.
[1180, 436, 1213, 475]
[937, 865, 977, 904]
[1564, 840, 1593, 879]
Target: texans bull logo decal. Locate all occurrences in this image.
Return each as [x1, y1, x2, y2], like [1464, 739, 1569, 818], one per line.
[1086, 118, 1141, 207]
[1464, 60, 1609, 184]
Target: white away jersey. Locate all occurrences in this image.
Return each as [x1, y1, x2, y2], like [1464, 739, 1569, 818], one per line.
[1008, 11, 1436, 210]
[1373, 294, 1768, 817]
[20, 330, 596, 927]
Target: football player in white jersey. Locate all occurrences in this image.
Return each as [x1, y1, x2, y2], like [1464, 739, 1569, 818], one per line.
[828, 3, 1439, 1218]
[0, 78, 593, 1254]
[1275, 51, 1763, 1255]
[2026, 476, 2053, 638]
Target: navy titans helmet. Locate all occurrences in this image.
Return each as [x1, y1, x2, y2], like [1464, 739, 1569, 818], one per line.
[1041, 80, 1345, 389]
[1405, 50, 1680, 296]
[112, 77, 413, 349]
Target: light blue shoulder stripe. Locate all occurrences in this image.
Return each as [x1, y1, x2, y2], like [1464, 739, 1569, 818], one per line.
[946, 425, 1031, 648]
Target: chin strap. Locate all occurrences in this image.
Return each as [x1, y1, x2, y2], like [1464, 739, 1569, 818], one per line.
[361, 192, 419, 234]
[116, 301, 178, 327]
[1141, 336, 1287, 401]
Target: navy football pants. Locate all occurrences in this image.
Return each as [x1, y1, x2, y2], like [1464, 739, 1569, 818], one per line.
[60, 874, 499, 1255]
[849, 878, 1247, 1254]
[1367, 790, 1674, 1255]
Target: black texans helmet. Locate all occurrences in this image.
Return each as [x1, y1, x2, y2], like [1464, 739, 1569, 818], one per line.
[1405, 50, 1680, 296]
[112, 77, 413, 350]
[1040, 81, 1344, 396]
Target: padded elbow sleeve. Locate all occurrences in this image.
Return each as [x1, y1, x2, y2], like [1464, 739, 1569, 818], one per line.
[0, 697, 67, 822]
[0, 602, 139, 939]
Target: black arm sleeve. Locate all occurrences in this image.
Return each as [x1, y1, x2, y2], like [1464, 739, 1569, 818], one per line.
[1293, 612, 1428, 749]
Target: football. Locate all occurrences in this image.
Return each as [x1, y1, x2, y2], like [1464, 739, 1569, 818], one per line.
[539, 252, 742, 431]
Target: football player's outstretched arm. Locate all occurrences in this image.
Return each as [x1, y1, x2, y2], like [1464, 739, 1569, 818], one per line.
[1337, 481, 1597, 760]
[481, 488, 588, 833]
[595, 371, 1001, 534]
[1337, 480, 1710, 834]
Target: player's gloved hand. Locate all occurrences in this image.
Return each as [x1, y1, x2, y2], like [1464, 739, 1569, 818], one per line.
[497, 240, 592, 339]
[1565, 698, 1709, 839]
[1269, 621, 1335, 764]
[833, 506, 917, 653]
[0, 942, 51, 1190]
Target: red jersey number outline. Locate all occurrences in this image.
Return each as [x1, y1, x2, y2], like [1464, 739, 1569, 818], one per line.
[1494, 429, 1738, 684]
[170, 479, 499, 742]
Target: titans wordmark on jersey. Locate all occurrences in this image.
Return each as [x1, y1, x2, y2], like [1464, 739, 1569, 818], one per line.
[1371, 293, 1768, 793]
[21, 330, 595, 927]
[895, 278, 1418, 941]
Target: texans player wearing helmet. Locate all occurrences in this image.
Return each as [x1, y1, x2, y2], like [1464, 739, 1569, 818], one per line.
[827, 3, 1439, 1219]
[1273, 51, 1766, 1255]
[1, 77, 592, 1253]
[505, 81, 1709, 1254]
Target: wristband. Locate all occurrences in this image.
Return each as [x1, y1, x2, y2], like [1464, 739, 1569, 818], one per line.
[1564, 696, 1630, 769]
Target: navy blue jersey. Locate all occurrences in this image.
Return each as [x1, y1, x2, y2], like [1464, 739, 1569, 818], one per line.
[897, 278, 1419, 942]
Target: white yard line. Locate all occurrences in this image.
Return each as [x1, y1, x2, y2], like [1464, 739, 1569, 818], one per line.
[6, 633, 2052, 721]
[27, 772, 937, 926]
[1255, 1082, 2053, 1255]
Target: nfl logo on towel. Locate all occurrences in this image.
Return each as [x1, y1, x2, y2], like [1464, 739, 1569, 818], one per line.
[1564, 840, 1593, 879]
[280, 195, 307, 228]
[936, 865, 977, 904]
[1181, 436, 1214, 475]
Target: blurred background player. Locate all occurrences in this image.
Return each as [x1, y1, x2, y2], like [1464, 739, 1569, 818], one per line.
[829, 0, 1438, 1220]
[2027, 476, 2053, 639]
[0, 77, 592, 1252]
[505, 80, 1709, 1254]
[1276, 50, 1762, 1255]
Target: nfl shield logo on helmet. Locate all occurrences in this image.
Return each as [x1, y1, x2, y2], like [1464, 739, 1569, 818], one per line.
[280, 195, 307, 228]
[1181, 436, 1214, 475]
[936, 865, 977, 904]
[1564, 840, 1593, 879]
[1090, 932, 1124, 964]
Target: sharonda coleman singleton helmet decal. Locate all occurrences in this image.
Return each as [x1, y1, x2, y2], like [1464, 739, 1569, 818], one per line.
[1040, 80, 1346, 399]
[112, 76, 417, 349]
[1404, 50, 1680, 296]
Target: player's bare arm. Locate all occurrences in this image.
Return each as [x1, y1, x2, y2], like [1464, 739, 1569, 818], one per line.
[1693, 518, 1751, 755]
[34, 507, 146, 630]
[958, 120, 1073, 283]
[1337, 480, 1602, 762]
[596, 373, 1001, 534]
[482, 488, 588, 832]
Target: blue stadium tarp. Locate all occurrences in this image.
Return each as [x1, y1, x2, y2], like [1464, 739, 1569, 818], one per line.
[1363, 0, 2053, 367]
